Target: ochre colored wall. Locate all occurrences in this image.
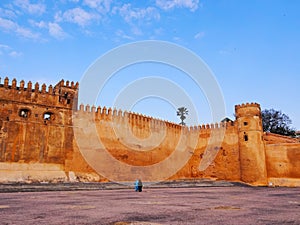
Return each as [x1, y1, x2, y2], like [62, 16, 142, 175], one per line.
[0, 77, 299, 186]
[266, 143, 300, 178]
[68, 106, 241, 183]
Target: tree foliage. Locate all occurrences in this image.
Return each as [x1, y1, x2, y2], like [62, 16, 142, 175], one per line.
[261, 109, 296, 136]
[177, 107, 188, 126]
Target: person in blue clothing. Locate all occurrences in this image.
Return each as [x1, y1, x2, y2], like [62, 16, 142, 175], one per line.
[135, 179, 143, 192]
[134, 179, 139, 191]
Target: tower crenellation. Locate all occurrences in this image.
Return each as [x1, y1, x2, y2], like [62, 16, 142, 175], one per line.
[0, 77, 78, 109]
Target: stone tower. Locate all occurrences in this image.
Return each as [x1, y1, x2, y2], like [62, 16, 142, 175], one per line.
[0, 77, 78, 164]
[235, 103, 268, 185]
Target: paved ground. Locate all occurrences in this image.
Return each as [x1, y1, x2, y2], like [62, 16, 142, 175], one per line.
[0, 183, 299, 225]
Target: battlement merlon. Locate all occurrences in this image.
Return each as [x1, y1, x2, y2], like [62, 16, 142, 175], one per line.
[0, 77, 79, 110]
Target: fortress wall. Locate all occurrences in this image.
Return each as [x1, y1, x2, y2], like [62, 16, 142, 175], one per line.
[68, 104, 241, 182]
[68, 105, 188, 181]
[265, 143, 300, 186]
[1, 77, 299, 186]
[172, 122, 240, 181]
[65, 103, 300, 185]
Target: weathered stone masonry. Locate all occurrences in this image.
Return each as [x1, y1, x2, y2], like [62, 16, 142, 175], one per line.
[0, 77, 299, 186]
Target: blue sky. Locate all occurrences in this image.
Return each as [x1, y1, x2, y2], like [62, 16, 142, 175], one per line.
[0, 0, 299, 129]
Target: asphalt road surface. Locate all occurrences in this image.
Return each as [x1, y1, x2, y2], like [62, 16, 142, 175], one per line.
[0, 185, 299, 225]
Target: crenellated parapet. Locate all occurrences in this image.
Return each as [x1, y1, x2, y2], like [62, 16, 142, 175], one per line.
[235, 102, 260, 109]
[0, 77, 78, 109]
[75, 103, 236, 134]
[54, 79, 79, 90]
[235, 102, 261, 118]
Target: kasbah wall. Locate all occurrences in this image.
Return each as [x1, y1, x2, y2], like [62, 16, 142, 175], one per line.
[0, 77, 299, 187]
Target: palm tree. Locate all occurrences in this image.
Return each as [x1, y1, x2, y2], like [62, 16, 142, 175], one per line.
[177, 107, 189, 126]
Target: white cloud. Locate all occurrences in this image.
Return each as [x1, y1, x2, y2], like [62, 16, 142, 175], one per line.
[84, 0, 112, 13]
[14, 0, 46, 15]
[0, 44, 11, 50]
[48, 22, 67, 40]
[194, 31, 204, 39]
[30, 20, 67, 40]
[0, 17, 16, 30]
[9, 51, 23, 57]
[60, 7, 99, 27]
[0, 44, 11, 55]
[115, 29, 134, 40]
[0, 44, 22, 57]
[115, 4, 160, 23]
[29, 20, 47, 28]
[0, 8, 17, 19]
[16, 26, 40, 39]
[0, 17, 40, 39]
[156, 0, 200, 12]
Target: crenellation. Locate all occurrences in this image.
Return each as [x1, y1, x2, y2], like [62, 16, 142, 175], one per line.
[134, 113, 139, 124]
[117, 109, 122, 117]
[12, 78, 17, 89]
[107, 108, 112, 120]
[20, 80, 25, 90]
[102, 106, 107, 116]
[128, 112, 133, 121]
[41, 83, 46, 94]
[48, 85, 53, 94]
[113, 108, 117, 117]
[79, 104, 84, 111]
[235, 102, 260, 110]
[85, 104, 90, 112]
[34, 82, 39, 93]
[4, 77, 9, 87]
[27, 81, 32, 91]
